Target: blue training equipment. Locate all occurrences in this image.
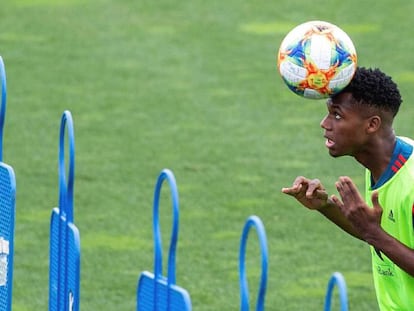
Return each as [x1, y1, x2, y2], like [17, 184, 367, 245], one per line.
[239, 215, 268, 311]
[0, 56, 16, 311]
[137, 169, 192, 311]
[323, 272, 348, 311]
[49, 111, 80, 311]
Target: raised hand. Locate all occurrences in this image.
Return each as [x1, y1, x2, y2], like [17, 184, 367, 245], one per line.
[331, 176, 383, 242]
[282, 176, 329, 210]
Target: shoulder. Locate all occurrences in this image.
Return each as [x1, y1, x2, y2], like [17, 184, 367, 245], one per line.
[398, 136, 414, 146]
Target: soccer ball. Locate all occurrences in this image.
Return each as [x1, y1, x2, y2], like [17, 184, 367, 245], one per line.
[277, 20, 357, 99]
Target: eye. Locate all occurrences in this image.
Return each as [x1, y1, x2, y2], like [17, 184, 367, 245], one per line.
[334, 113, 341, 120]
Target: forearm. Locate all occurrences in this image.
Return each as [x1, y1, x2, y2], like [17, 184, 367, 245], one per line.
[365, 229, 414, 277]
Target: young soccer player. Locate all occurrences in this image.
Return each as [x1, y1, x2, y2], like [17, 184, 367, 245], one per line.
[282, 67, 414, 310]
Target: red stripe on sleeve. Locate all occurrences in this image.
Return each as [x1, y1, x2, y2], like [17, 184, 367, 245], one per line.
[398, 154, 407, 164]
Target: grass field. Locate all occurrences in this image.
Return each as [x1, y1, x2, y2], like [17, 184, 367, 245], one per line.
[2, 0, 414, 310]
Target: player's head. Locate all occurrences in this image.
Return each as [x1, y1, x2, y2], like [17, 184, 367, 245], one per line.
[333, 67, 402, 118]
[322, 67, 402, 158]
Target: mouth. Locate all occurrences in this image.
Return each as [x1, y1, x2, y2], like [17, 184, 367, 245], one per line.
[325, 137, 335, 148]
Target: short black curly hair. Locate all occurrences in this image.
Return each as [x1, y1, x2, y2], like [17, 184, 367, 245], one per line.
[335, 67, 402, 117]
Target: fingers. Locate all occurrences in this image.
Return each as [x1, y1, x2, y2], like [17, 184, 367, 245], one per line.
[304, 178, 325, 199]
[282, 176, 333, 211]
[281, 176, 305, 194]
[282, 176, 326, 199]
[335, 176, 362, 203]
[335, 176, 352, 192]
[335, 176, 379, 219]
[330, 194, 343, 208]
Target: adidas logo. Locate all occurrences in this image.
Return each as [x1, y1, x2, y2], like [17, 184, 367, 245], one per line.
[388, 210, 395, 223]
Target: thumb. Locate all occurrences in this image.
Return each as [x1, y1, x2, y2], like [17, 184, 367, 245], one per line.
[371, 191, 383, 214]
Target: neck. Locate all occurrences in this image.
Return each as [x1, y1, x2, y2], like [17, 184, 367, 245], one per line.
[355, 132, 397, 183]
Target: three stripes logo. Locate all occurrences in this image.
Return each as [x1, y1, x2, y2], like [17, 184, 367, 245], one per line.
[391, 154, 407, 173]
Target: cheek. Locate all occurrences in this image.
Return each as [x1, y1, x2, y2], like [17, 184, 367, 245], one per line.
[342, 118, 366, 133]
[339, 123, 367, 144]
[333, 122, 355, 137]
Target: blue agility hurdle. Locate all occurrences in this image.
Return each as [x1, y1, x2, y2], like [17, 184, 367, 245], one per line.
[323, 272, 348, 311]
[137, 169, 192, 311]
[49, 111, 80, 311]
[0, 56, 16, 311]
[239, 215, 268, 311]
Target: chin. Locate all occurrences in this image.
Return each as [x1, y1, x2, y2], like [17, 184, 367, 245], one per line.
[328, 149, 343, 158]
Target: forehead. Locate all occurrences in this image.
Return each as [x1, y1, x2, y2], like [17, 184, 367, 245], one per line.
[327, 92, 375, 119]
[328, 92, 353, 107]
[327, 92, 359, 112]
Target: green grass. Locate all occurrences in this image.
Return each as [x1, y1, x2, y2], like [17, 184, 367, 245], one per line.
[1, 0, 414, 310]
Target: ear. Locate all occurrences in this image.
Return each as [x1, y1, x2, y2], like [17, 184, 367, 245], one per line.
[366, 115, 381, 133]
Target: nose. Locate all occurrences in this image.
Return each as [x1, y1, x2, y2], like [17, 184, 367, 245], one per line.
[320, 115, 329, 130]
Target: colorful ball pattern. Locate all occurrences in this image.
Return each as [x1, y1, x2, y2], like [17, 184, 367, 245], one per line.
[277, 21, 357, 99]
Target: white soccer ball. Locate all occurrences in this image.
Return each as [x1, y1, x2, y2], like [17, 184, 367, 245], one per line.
[277, 20, 357, 99]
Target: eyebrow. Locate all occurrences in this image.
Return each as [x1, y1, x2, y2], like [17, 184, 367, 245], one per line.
[327, 99, 339, 109]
